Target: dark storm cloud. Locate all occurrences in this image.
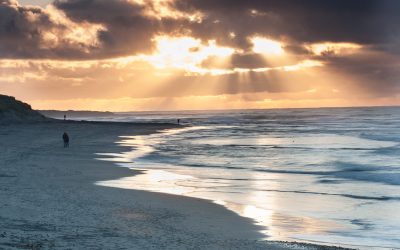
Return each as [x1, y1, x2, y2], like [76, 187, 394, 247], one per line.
[2, 0, 400, 59]
[173, 0, 400, 49]
[320, 53, 400, 96]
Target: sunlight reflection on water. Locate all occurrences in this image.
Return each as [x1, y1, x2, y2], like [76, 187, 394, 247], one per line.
[94, 108, 400, 250]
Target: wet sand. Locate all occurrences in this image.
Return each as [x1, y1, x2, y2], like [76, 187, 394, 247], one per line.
[0, 121, 349, 249]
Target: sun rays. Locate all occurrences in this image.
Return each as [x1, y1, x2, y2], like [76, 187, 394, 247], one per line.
[0, 28, 371, 111]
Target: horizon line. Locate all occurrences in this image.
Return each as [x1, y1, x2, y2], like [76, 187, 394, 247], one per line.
[38, 104, 400, 113]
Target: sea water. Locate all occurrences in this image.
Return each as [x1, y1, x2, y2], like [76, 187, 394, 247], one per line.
[86, 107, 400, 249]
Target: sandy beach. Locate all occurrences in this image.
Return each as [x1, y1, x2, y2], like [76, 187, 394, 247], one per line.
[0, 120, 349, 249]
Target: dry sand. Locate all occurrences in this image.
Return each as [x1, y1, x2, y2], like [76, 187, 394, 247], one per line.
[0, 121, 350, 249]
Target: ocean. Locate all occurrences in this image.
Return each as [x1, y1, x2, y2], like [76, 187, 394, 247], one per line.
[67, 107, 400, 249]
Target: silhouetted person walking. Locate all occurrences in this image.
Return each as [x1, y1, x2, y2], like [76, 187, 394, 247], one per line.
[64, 114, 66, 120]
[63, 132, 69, 148]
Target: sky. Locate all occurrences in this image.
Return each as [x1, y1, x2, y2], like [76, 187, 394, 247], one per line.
[0, 0, 400, 111]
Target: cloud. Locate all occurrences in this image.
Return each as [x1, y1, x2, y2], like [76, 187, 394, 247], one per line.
[0, 0, 106, 59]
[0, 0, 193, 59]
[3, 0, 400, 59]
[172, 0, 400, 48]
[53, 0, 206, 59]
[229, 53, 266, 69]
[319, 50, 400, 96]
[53, 0, 155, 57]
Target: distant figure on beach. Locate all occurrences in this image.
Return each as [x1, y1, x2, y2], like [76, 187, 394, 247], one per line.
[62, 132, 69, 148]
[64, 114, 66, 120]
[177, 119, 180, 124]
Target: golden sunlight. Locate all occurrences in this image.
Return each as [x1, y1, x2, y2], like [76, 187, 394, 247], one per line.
[143, 36, 235, 73]
[251, 37, 284, 55]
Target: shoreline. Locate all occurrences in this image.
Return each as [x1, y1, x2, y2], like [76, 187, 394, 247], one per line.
[0, 121, 351, 249]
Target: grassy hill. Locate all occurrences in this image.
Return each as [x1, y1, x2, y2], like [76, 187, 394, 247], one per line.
[0, 95, 47, 122]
